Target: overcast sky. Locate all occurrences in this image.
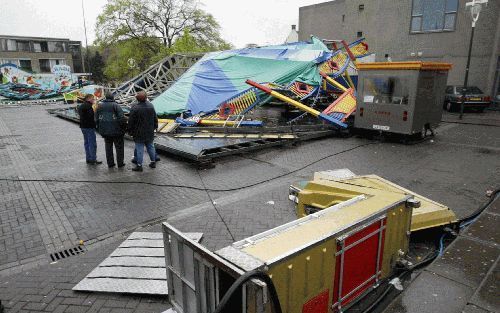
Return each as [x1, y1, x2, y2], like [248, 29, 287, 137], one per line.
[0, 0, 323, 48]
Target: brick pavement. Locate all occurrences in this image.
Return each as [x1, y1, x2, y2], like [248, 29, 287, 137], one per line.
[0, 105, 498, 312]
[0, 113, 78, 261]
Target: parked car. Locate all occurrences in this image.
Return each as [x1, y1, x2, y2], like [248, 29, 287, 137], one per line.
[443, 85, 491, 112]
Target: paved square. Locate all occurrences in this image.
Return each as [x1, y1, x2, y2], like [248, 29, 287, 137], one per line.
[0, 104, 498, 312]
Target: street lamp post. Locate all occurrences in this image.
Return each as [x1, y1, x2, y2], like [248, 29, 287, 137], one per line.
[460, 0, 488, 119]
[81, 0, 90, 74]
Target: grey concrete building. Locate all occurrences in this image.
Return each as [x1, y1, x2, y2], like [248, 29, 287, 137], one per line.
[298, 0, 500, 101]
[0, 35, 84, 73]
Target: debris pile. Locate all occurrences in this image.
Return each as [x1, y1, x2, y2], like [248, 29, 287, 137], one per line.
[153, 37, 371, 130]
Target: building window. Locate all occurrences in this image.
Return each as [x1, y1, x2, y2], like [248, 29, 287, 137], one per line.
[33, 42, 49, 53]
[6, 39, 16, 51]
[359, 4, 364, 11]
[411, 0, 458, 33]
[47, 41, 66, 53]
[0, 59, 20, 66]
[19, 59, 32, 71]
[17, 41, 31, 52]
[39, 59, 51, 73]
[357, 31, 363, 38]
[342, 14, 345, 22]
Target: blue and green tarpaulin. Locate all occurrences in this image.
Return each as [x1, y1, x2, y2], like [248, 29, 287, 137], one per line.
[152, 37, 332, 115]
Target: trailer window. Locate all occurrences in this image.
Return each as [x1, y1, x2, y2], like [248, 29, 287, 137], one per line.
[362, 76, 409, 105]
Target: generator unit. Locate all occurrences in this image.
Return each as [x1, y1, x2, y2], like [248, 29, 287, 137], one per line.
[163, 177, 418, 313]
[354, 61, 451, 136]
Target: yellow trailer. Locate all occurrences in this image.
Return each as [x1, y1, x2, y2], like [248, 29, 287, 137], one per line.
[290, 170, 457, 232]
[163, 175, 420, 313]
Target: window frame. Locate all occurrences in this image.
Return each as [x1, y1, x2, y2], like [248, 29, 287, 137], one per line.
[16, 40, 31, 52]
[18, 59, 33, 72]
[410, 0, 458, 34]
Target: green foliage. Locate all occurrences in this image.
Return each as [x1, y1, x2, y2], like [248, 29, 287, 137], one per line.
[102, 38, 162, 82]
[88, 51, 106, 83]
[95, 0, 233, 82]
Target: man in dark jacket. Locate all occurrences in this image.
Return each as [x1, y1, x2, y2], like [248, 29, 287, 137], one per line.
[96, 92, 126, 168]
[127, 91, 158, 172]
[77, 94, 102, 165]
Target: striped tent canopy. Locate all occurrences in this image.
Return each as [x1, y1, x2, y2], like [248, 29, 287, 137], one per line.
[152, 37, 333, 115]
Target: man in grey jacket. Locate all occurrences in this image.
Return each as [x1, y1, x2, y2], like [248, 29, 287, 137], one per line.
[96, 92, 126, 168]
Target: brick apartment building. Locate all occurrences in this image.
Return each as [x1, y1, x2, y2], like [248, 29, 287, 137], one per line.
[0, 35, 84, 73]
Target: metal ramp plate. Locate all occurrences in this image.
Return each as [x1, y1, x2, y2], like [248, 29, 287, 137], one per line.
[73, 231, 203, 295]
[154, 135, 293, 163]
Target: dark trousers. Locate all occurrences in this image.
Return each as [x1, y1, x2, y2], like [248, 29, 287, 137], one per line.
[103, 136, 124, 166]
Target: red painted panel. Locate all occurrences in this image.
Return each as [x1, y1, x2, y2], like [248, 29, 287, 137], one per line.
[302, 290, 329, 313]
[342, 234, 379, 302]
[332, 218, 386, 311]
[345, 220, 381, 246]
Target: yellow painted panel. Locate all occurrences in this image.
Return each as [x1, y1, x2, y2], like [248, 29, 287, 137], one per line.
[311, 175, 457, 231]
[267, 240, 336, 313]
[243, 181, 408, 263]
[357, 61, 452, 71]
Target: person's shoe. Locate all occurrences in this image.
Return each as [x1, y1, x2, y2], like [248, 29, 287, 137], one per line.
[86, 160, 92, 164]
[131, 158, 137, 165]
[155, 156, 160, 162]
[89, 160, 103, 165]
[149, 162, 156, 168]
[117, 163, 126, 168]
[108, 163, 116, 168]
[131, 165, 143, 172]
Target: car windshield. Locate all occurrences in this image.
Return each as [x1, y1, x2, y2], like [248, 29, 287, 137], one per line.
[456, 86, 483, 94]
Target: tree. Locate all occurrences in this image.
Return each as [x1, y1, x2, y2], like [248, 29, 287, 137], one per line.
[96, 0, 230, 54]
[102, 37, 162, 82]
[88, 51, 106, 83]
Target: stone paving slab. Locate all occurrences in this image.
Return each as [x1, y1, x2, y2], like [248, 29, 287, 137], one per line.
[383, 271, 475, 313]
[469, 259, 499, 312]
[427, 237, 497, 288]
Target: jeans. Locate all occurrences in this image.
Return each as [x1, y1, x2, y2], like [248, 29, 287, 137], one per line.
[104, 136, 124, 166]
[81, 128, 97, 161]
[133, 148, 159, 161]
[135, 141, 156, 166]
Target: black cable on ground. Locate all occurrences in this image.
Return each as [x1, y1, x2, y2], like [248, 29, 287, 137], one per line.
[458, 189, 499, 225]
[196, 169, 235, 241]
[0, 142, 375, 192]
[214, 269, 282, 313]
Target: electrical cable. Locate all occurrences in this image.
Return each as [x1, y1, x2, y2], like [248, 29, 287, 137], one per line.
[196, 169, 235, 241]
[213, 269, 282, 313]
[0, 142, 375, 192]
[458, 189, 499, 226]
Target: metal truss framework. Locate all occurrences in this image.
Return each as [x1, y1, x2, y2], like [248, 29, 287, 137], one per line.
[113, 53, 203, 105]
